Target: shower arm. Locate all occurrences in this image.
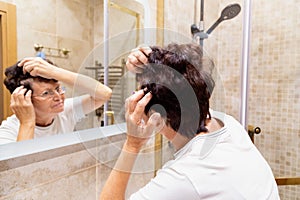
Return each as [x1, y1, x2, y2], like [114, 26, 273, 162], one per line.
[193, 15, 235, 41]
[191, 17, 222, 46]
[191, 3, 241, 45]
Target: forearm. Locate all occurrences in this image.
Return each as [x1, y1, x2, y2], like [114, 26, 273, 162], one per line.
[99, 141, 140, 200]
[52, 67, 112, 101]
[17, 123, 35, 141]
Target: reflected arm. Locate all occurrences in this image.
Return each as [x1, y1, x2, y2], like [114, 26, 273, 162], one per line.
[18, 57, 112, 115]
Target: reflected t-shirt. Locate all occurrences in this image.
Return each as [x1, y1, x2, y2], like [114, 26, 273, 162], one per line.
[0, 97, 86, 145]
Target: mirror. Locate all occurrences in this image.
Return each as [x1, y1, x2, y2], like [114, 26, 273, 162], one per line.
[0, 0, 146, 145]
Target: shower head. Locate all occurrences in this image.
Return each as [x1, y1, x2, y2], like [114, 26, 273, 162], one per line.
[221, 3, 241, 20]
[206, 3, 241, 34]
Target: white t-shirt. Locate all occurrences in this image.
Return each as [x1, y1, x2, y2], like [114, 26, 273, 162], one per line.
[0, 97, 86, 145]
[129, 111, 279, 200]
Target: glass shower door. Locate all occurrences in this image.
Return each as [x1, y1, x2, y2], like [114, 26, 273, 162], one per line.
[247, 1, 300, 199]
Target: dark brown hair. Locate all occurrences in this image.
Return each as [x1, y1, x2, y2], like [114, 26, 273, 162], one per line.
[137, 43, 215, 138]
[4, 59, 58, 94]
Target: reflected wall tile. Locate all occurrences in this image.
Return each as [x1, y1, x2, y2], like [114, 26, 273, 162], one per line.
[17, 26, 58, 59]
[56, 0, 93, 41]
[56, 37, 92, 72]
[16, 0, 56, 33]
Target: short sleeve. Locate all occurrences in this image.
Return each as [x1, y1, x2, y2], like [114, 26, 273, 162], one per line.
[64, 97, 86, 123]
[0, 115, 19, 145]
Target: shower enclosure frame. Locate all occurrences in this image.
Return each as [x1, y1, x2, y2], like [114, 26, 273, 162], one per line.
[103, 0, 141, 126]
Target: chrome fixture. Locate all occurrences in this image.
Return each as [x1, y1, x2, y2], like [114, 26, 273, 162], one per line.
[191, 2, 241, 46]
[34, 43, 71, 57]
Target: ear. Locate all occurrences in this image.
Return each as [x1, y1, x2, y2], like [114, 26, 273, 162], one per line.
[148, 113, 165, 133]
[159, 124, 177, 141]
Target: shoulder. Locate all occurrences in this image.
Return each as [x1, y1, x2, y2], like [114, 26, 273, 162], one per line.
[1, 115, 19, 126]
[64, 96, 85, 107]
[0, 115, 19, 144]
[130, 165, 199, 200]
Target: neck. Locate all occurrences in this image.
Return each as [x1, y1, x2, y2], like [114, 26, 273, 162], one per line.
[171, 133, 191, 151]
[35, 113, 55, 127]
[170, 118, 224, 151]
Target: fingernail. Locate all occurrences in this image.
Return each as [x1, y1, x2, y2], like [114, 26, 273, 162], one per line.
[143, 88, 148, 95]
[151, 113, 161, 120]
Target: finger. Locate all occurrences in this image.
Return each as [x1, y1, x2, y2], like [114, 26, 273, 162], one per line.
[18, 57, 32, 67]
[144, 112, 164, 136]
[127, 90, 146, 114]
[127, 54, 144, 68]
[12, 86, 25, 102]
[126, 64, 144, 74]
[138, 45, 152, 56]
[25, 90, 32, 100]
[129, 48, 148, 64]
[132, 49, 149, 65]
[24, 65, 34, 74]
[21, 62, 35, 74]
[12, 88, 27, 106]
[131, 92, 152, 123]
[16, 88, 28, 99]
[12, 85, 24, 94]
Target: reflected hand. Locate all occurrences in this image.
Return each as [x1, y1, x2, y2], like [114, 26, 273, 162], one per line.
[10, 86, 36, 125]
[18, 57, 57, 79]
[125, 89, 164, 153]
[126, 45, 152, 73]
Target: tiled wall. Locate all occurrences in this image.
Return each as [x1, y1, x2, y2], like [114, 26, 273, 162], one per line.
[248, 1, 300, 198]
[165, 0, 300, 199]
[1, 0, 299, 199]
[195, 0, 300, 199]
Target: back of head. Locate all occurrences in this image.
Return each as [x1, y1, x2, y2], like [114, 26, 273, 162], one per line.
[137, 43, 215, 138]
[4, 59, 58, 94]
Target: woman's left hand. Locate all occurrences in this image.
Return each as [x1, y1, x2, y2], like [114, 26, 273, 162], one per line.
[18, 57, 58, 79]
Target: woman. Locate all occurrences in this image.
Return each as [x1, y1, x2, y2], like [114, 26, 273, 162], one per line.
[99, 43, 279, 199]
[0, 57, 112, 144]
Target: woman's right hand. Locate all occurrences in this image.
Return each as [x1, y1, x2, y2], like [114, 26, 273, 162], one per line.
[126, 46, 152, 73]
[10, 86, 36, 125]
[124, 89, 164, 153]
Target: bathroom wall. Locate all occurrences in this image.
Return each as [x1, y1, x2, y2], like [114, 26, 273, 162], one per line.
[215, 0, 299, 199]
[165, 0, 300, 199]
[248, 1, 300, 199]
[164, 0, 300, 199]
[1, 0, 299, 199]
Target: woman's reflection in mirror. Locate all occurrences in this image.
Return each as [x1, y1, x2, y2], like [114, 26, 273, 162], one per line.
[0, 57, 112, 144]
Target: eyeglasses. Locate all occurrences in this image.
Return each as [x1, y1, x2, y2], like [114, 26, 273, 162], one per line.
[32, 86, 66, 99]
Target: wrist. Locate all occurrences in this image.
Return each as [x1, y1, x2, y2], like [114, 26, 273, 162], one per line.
[123, 140, 143, 154]
[20, 120, 35, 127]
[50, 66, 65, 80]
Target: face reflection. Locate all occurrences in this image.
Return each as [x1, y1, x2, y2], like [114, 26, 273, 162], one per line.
[31, 80, 65, 117]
